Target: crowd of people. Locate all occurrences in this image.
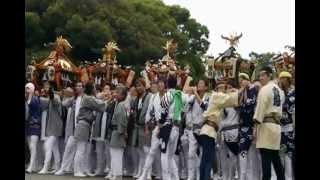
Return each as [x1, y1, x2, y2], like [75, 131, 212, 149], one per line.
[25, 66, 295, 180]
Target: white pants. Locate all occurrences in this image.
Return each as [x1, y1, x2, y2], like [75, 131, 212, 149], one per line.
[124, 146, 138, 176]
[104, 141, 111, 173]
[74, 140, 88, 175]
[59, 136, 76, 172]
[280, 153, 293, 180]
[110, 147, 124, 176]
[179, 131, 188, 179]
[161, 126, 180, 180]
[27, 135, 39, 171]
[247, 145, 262, 180]
[136, 146, 146, 177]
[220, 142, 238, 180]
[184, 129, 201, 180]
[139, 127, 162, 180]
[41, 136, 61, 171]
[95, 140, 106, 174]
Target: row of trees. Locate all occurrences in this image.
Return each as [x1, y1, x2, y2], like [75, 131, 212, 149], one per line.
[26, 0, 210, 78]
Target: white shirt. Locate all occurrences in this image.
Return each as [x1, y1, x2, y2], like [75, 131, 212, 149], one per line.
[161, 89, 188, 123]
[75, 96, 82, 126]
[145, 92, 162, 123]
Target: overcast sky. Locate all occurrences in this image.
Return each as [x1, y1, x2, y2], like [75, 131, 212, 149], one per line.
[162, 0, 295, 58]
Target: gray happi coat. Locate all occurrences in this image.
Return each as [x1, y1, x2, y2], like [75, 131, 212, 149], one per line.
[110, 101, 128, 148]
[74, 94, 106, 142]
[40, 94, 63, 137]
[92, 103, 110, 141]
[61, 96, 78, 143]
[128, 92, 152, 147]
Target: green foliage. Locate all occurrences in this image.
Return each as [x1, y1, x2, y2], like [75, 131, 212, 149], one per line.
[25, 0, 210, 77]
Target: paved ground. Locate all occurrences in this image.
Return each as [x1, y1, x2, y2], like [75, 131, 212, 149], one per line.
[25, 174, 134, 180]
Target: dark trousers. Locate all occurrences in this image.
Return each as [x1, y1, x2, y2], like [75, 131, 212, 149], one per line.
[259, 148, 285, 180]
[199, 135, 216, 180]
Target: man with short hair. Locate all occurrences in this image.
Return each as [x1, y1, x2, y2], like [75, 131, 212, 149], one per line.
[39, 82, 63, 174]
[90, 85, 113, 176]
[199, 80, 239, 180]
[55, 82, 84, 175]
[238, 73, 260, 180]
[73, 82, 107, 177]
[138, 79, 166, 180]
[129, 79, 152, 178]
[183, 79, 211, 180]
[253, 66, 285, 180]
[108, 86, 129, 180]
[278, 71, 295, 180]
[159, 74, 188, 180]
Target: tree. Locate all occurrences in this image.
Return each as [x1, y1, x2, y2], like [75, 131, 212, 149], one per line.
[25, 0, 210, 77]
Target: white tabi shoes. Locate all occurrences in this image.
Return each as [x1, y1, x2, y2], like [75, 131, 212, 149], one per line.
[38, 168, 50, 174]
[74, 172, 87, 177]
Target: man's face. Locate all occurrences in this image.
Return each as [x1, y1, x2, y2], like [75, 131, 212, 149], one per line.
[279, 77, 290, 88]
[197, 80, 207, 92]
[259, 71, 270, 86]
[136, 83, 145, 96]
[75, 82, 83, 94]
[43, 83, 50, 94]
[158, 81, 166, 92]
[103, 85, 111, 93]
[150, 83, 158, 94]
[105, 90, 112, 101]
[239, 78, 249, 88]
[216, 84, 226, 93]
[115, 90, 125, 101]
[130, 87, 138, 98]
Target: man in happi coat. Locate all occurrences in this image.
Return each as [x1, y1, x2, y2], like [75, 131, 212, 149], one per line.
[55, 82, 84, 175]
[90, 86, 113, 176]
[238, 73, 260, 180]
[128, 79, 152, 179]
[104, 88, 118, 179]
[158, 74, 188, 180]
[218, 80, 241, 180]
[138, 80, 166, 180]
[25, 83, 42, 173]
[199, 80, 239, 180]
[73, 82, 107, 177]
[278, 71, 295, 180]
[180, 79, 211, 180]
[253, 66, 285, 180]
[38, 82, 63, 174]
[109, 85, 129, 180]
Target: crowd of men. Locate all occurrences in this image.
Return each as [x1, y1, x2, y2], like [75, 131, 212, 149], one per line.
[25, 66, 295, 180]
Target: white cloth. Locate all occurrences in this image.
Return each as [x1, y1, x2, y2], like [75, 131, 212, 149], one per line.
[104, 141, 111, 173]
[40, 110, 48, 141]
[74, 140, 88, 175]
[219, 141, 238, 180]
[75, 96, 82, 126]
[161, 89, 188, 123]
[280, 152, 293, 180]
[27, 135, 39, 172]
[161, 126, 180, 180]
[59, 136, 77, 172]
[95, 141, 106, 174]
[138, 126, 161, 180]
[110, 147, 124, 176]
[41, 136, 61, 171]
[137, 147, 147, 177]
[184, 129, 200, 180]
[145, 93, 162, 123]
